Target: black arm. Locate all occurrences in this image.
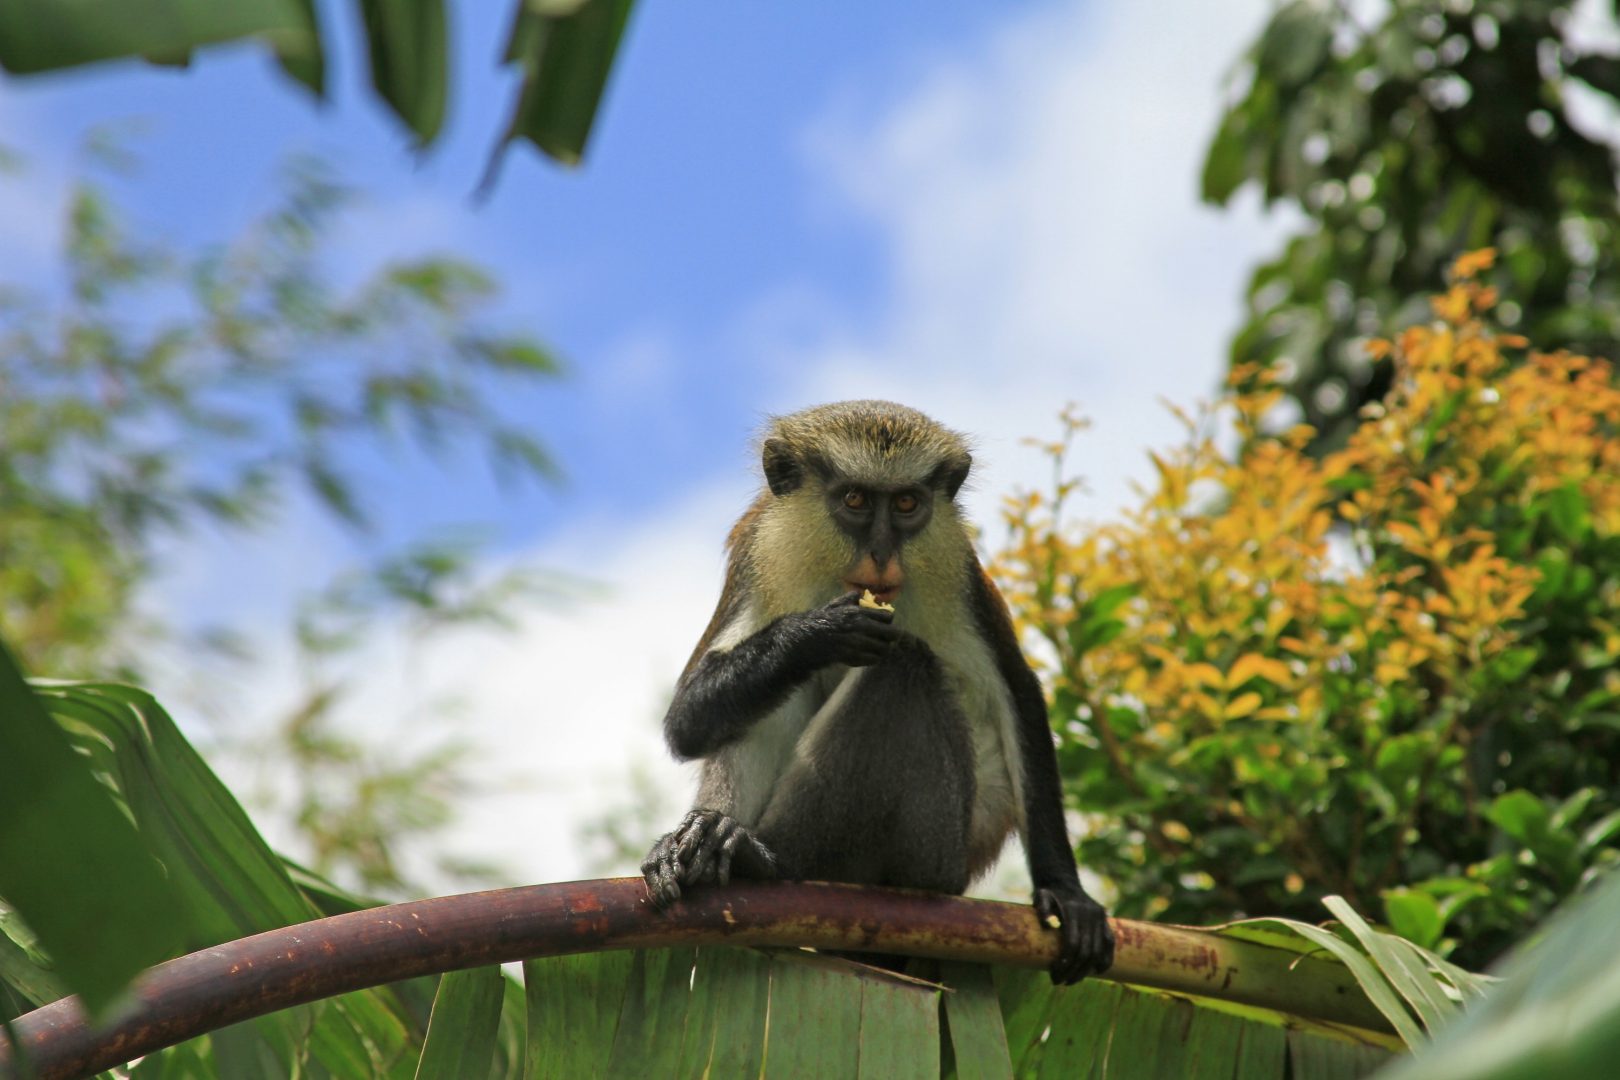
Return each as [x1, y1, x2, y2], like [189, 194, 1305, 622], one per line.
[966, 561, 1114, 982]
[663, 592, 900, 761]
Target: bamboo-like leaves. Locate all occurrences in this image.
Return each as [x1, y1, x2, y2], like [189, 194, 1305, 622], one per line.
[0, 0, 316, 75]
[356, 0, 448, 147]
[1376, 869, 1620, 1080]
[414, 967, 506, 1080]
[0, 647, 181, 1015]
[513, 945, 1406, 1080]
[0, 672, 1481, 1079]
[485, 0, 638, 184]
[0, 680, 482, 1074]
[0, 0, 635, 170]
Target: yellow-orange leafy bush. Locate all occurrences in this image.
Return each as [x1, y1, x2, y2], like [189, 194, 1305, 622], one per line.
[996, 252, 1620, 965]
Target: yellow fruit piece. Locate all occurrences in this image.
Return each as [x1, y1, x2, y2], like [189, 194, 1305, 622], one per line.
[859, 589, 895, 613]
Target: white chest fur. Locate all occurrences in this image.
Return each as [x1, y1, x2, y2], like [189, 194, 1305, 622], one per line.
[695, 605, 1026, 881]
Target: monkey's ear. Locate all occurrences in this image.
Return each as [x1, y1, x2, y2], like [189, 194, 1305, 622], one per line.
[934, 452, 972, 500]
[763, 438, 803, 496]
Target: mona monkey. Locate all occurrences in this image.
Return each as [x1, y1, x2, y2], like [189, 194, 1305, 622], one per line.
[641, 400, 1114, 983]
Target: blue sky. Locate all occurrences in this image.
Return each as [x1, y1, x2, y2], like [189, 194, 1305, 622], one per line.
[4, 0, 1053, 539]
[1, 0, 1289, 888]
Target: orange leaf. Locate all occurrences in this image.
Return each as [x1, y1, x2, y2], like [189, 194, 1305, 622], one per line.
[1227, 653, 1294, 690]
[1224, 692, 1264, 721]
[1451, 248, 1497, 279]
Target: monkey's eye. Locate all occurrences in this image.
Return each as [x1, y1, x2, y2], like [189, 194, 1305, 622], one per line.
[895, 493, 919, 514]
[843, 490, 868, 510]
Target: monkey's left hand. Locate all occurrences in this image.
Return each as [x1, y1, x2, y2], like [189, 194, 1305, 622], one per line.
[642, 808, 778, 908]
[1035, 884, 1114, 984]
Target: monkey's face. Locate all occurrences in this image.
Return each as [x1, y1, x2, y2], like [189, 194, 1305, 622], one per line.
[822, 482, 935, 605]
[754, 404, 974, 618]
[755, 466, 970, 619]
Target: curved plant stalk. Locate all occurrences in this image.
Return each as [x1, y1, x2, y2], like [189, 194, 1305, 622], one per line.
[0, 877, 1396, 1079]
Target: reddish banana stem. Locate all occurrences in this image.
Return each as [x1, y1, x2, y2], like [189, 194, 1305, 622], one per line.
[0, 878, 1392, 1079]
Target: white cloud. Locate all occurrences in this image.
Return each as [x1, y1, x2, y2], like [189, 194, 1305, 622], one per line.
[785, 0, 1287, 526]
[419, 483, 747, 885]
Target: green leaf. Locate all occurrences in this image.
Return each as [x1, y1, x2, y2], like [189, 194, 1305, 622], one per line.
[1255, 1, 1333, 88]
[1581, 810, 1620, 854]
[758, 951, 863, 1076]
[1378, 865, 1620, 1079]
[1569, 54, 1620, 99]
[993, 967, 1060, 1075]
[1485, 791, 1551, 849]
[1538, 484, 1592, 544]
[1201, 107, 1252, 204]
[356, 0, 448, 146]
[857, 966, 941, 1080]
[489, 0, 638, 177]
[0, 644, 182, 1014]
[524, 951, 632, 1079]
[1382, 890, 1445, 951]
[0, 0, 316, 76]
[1232, 916, 1426, 1046]
[1489, 646, 1539, 683]
[1288, 1027, 1389, 1079]
[1026, 980, 1124, 1075]
[940, 962, 1014, 1079]
[272, 0, 325, 94]
[29, 681, 413, 1071]
[0, 907, 70, 1011]
[1323, 896, 1457, 1035]
[414, 967, 505, 1080]
[604, 947, 696, 1076]
[682, 948, 770, 1077]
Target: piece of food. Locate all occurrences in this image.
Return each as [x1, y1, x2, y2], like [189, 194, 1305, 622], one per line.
[858, 588, 895, 612]
[1044, 914, 1063, 929]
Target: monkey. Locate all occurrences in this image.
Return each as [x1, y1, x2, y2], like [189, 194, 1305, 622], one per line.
[640, 400, 1114, 983]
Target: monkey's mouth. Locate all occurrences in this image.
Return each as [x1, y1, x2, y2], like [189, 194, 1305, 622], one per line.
[848, 583, 901, 605]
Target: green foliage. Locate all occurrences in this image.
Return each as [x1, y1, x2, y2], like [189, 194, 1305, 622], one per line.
[0, 0, 638, 168]
[271, 533, 570, 894]
[998, 262, 1620, 969]
[0, 666, 1461, 1076]
[489, 0, 638, 182]
[1205, 0, 1620, 448]
[518, 935, 1410, 1079]
[1378, 865, 1620, 1080]
[0, 142, 562, 895]
[0, 680, 518, 1074]
[0, 644, 181, 1015]
[0, 147, 559, 680]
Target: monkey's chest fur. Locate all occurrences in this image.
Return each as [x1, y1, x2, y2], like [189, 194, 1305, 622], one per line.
[695, 627, 1023, 888]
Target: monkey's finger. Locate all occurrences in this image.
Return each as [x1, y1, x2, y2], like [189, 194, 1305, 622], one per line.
[1093, 918, 1117, 974]
[641, 831, 681, 880]
[859, 602, 897, 623]
[673, 810, 721, 865]
[644, 857, 683, 908]
[1063, 919, 1088, 983]
[715, 827, 745, 885]
[683, 815, 737, 883]
[1036, 890, 1079, 984]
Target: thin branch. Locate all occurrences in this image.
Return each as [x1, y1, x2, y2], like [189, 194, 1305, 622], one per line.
[0, 878, 1393, 1080]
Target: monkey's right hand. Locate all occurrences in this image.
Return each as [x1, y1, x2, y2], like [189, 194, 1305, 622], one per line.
[791, 591, 903, 669]
[642, 809, 779, 909]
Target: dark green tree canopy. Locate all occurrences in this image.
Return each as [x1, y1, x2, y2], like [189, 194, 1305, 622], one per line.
[1205, 0, 1620, 447]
